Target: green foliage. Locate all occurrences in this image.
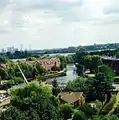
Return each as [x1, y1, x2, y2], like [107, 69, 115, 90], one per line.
[72, 110, 87, 120]
[90, 115, 119, 120]
[86, 73, 113, 103]
[101, 95, 116, 115]
[0, 67, 9, 79]
[113, 104, 119, 116]
[83, 55, 103, 72]
[65, 55, 74, 64]
[0, 55, 8, 63]
[59, 103, 73, 120]
[115, 48, 119, 58]
[98, 64, 114, 82]
[52, 79, 60, 96]
[74, 47, 86, 64]
[65, 77, 87, 92]
[6, 77, 24, 88]
[78, 104, 98, 118]
[58, 56, 67, 70]
[26, 57, 37, 61]
[35, 62, 47, 75]
[1, 81, 61, 120]
[75, 64, 85, 76]
[5, 50, 38, 59]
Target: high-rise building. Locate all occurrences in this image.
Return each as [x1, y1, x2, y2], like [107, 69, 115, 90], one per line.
[1, 48, 5, 53]
[29, 44, 32, 51]
[6, 46, 17, 53]
[20, 44, 23, 51]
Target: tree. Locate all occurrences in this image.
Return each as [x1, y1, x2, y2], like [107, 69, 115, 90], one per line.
[35, 62, 47, 75]
[75, 63, 85, 76]
[86, 73, 113, 104]
[98, 64, 114, 82]
[0, 67, 8, 80]
[59, 104, 73, 120]
[0, 55, 8, 63]
[65, 77, 87, 92]
[113, 105, 119, 116]
[0, 81, 61, 120]
[72, 110, 87, 120]
[98, 64, 114, 102]
[74, 47, 86, 64]
[52, 79, 60, 96]
[90, 115, 119, 120]
[58, 56, 67, 70]
[26, 57, 37, 61]
[83, 55, 103, 73]
[115, 48, 119, 58]
[65, 55, 74, 64]
[78, 104, 98, 118]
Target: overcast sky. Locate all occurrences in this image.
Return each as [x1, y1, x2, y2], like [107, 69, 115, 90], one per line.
[0, 0, 119, 49]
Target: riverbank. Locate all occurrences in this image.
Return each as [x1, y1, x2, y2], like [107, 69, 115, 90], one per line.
[38, 69, 67, 81]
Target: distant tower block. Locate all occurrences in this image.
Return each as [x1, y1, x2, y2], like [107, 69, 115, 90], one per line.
[20, 44, 23, 51]
[29, 44, 32, 51]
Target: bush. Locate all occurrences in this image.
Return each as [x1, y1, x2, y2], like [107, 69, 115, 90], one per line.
[78, 104, 98, 118]
[5, 77, 24, 88]
[73, 110, 87, 120]
[59, 103, 73, 120]
[101, 95, 116, 115]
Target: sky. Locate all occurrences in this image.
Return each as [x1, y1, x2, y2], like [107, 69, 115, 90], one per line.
[0, 0, 119, 50]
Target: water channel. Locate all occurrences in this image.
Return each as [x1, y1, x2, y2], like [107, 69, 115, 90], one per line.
[46, 64, 78, 88]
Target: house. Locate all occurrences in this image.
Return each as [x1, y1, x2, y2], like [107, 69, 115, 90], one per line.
[0, 90, 10, 107]
[39, 57, 61, 70]
[58, 92, 85, 106]
[102, 56, 119, 75]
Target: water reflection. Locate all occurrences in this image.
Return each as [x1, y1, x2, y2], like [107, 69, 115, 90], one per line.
[47, 64, 78, 88]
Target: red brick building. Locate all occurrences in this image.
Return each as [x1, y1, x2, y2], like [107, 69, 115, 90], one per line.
[39, 57, 60, 70]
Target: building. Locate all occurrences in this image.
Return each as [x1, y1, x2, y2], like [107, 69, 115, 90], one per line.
[0, 90, 10, 107]
[58, 92, 85, 106]
[102, 56, 119, 75]
[6, 46, 18, 53]
[39, 57, 61, 70]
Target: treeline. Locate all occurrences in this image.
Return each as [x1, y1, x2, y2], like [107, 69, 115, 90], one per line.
[1, 45, 119, 60]
[1, 47, 119, 120]
[32, 43, 119, 55]
[0, 61, 48, 89]
[0, 51, 39, 59]
[0, 55, 68, 89]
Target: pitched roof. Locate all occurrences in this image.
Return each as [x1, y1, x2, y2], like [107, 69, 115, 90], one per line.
[59, 92, 83, 104]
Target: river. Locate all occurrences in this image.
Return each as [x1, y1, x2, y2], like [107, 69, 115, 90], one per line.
[46, 64, 78, 88]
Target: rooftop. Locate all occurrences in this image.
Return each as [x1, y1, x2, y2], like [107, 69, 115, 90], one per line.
[59, 92, 83, 104]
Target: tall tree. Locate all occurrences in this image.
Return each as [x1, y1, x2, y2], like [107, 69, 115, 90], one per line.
[59, 104, 73, 120]
[86, 73, 113, 104]
[0, 81, 61, 120]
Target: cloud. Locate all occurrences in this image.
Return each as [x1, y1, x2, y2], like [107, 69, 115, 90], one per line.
[0, 0, 119, 49]
[104, 0, 119, 14]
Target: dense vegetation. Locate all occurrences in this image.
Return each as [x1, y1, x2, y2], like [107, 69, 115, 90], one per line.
[1, 46, 119, 119]
[0, 82, 61, 120]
